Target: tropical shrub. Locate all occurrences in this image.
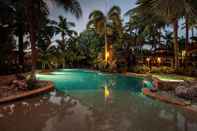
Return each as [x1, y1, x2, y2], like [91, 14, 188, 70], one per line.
[130, 65, 150, 74]
[150, 66, 175, 74]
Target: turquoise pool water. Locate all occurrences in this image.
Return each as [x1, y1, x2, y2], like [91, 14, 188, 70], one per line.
[1, 69, 197, 131]
[37, 69, 197, 130]
[37, 69, 143, 92]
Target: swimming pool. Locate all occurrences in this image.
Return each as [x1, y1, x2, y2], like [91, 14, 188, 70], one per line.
[1, 69, 197, 131]
[37, 69, 197, 130]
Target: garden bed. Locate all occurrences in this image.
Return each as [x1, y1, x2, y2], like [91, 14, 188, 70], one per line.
[0, 81, 53, 103]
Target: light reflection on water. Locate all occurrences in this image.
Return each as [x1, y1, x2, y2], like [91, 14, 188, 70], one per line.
[0, 70, 197, 131]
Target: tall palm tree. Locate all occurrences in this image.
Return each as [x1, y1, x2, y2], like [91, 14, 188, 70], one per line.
[54, 16, 77, 44]
[125, 2, 166, 52]
[37, 19, 57, 69]
[136, 0, 185, 68]
[13, 1, 27, 68]
[25, 0, 82, 77]
[125, 0, 197, 68]
[184, 0, 197, 51]
[87, 10, 106, 36]
[52, 16, 77, 68]
[108, 6, 123, 36]
[88, 6, 123, 63]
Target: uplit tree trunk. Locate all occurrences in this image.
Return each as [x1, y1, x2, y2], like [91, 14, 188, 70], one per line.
[173, 20, 179, 69]
[185, 15, 189, 51]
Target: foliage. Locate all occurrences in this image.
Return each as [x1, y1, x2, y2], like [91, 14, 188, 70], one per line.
[0, 0, 197, 75]
[150, 66, 175, 74]
[129, 65, 150, 74]
[176, 67, 197, 77]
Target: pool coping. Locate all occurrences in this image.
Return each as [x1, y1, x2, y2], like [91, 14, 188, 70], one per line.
[142, 88, 197, 113]
[0, 80, 54, 104]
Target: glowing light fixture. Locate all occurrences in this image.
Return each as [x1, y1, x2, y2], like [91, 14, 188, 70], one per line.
[157, 57, 161, 64]
[182, 50, 186, 58]
[146, 57, 150, 62]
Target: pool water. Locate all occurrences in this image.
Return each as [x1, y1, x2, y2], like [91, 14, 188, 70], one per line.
[1, 69, 197, 131]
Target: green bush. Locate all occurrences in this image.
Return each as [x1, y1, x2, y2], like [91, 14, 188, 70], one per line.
[176, 67, 197, 76]
[130, 65, 150, 74]
[150, 66, 175, 74]
[26, 75, 39, 90]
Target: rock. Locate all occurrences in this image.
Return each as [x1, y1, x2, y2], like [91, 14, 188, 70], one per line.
[175, 86, 197, 99]
[159, 81, 181, 91]
[150, 87, 158, 92]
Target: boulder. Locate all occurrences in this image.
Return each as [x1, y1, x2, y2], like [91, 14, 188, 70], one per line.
[175, 86, 197, 100]
[158, 81, 182, 91]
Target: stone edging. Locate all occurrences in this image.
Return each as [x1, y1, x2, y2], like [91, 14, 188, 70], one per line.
[0, 80, 54, 104]
[142, 88, 197, 113]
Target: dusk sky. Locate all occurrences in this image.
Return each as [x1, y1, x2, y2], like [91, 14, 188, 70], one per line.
[48, 0, 137, 33]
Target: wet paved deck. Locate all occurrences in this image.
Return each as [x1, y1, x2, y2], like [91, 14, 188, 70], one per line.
[1, 90, 197, 131]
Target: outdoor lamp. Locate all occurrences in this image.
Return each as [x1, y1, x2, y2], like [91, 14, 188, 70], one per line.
[157, 57, 161, 64]
[146, 57, 150, 62]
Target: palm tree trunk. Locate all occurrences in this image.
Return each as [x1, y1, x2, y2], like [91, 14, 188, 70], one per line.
[30, 29, 37, 76]
[62, 59, 65, 68]
[191, 28, 194, 38]
[185, 16, 189, 51]
[62, 33, 65, 44]
[158, 28, 161, 45]
[26, 0, 37, 78]
[18, 28, 24, 69]
[173, 20, 179, 69]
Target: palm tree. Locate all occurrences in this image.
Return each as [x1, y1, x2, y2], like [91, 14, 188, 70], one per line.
[182, 0, 197, 51]
[163, 31, 173, 50]
[87, 10, 106, 36]
[125, 0, 166, 50]
[25, 0, 82, 77]
[54, 16, 77, 44]
[13, 1, 27, 69]
[88, 6, 124, 64]
[37, 19, 57, 69]
[108, 6, 123, 36]
[132, 0, 184, 68]
[52, 16, 77, 68]
[0, 0, 16, 71]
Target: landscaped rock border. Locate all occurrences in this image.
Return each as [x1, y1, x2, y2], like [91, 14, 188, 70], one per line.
[0, 81, 54, 103]
[142, 88, 197, 113]
[126, 72, 197, 112]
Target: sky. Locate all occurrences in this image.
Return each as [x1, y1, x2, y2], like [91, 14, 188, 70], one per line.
[48, 0, 137, 33]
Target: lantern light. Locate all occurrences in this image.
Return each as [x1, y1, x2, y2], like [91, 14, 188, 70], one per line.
[157, 57, 161, 64]
[146, 57, 150, 62]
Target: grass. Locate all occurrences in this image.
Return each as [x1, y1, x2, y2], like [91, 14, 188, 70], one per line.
[152, 73, 196, 81]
